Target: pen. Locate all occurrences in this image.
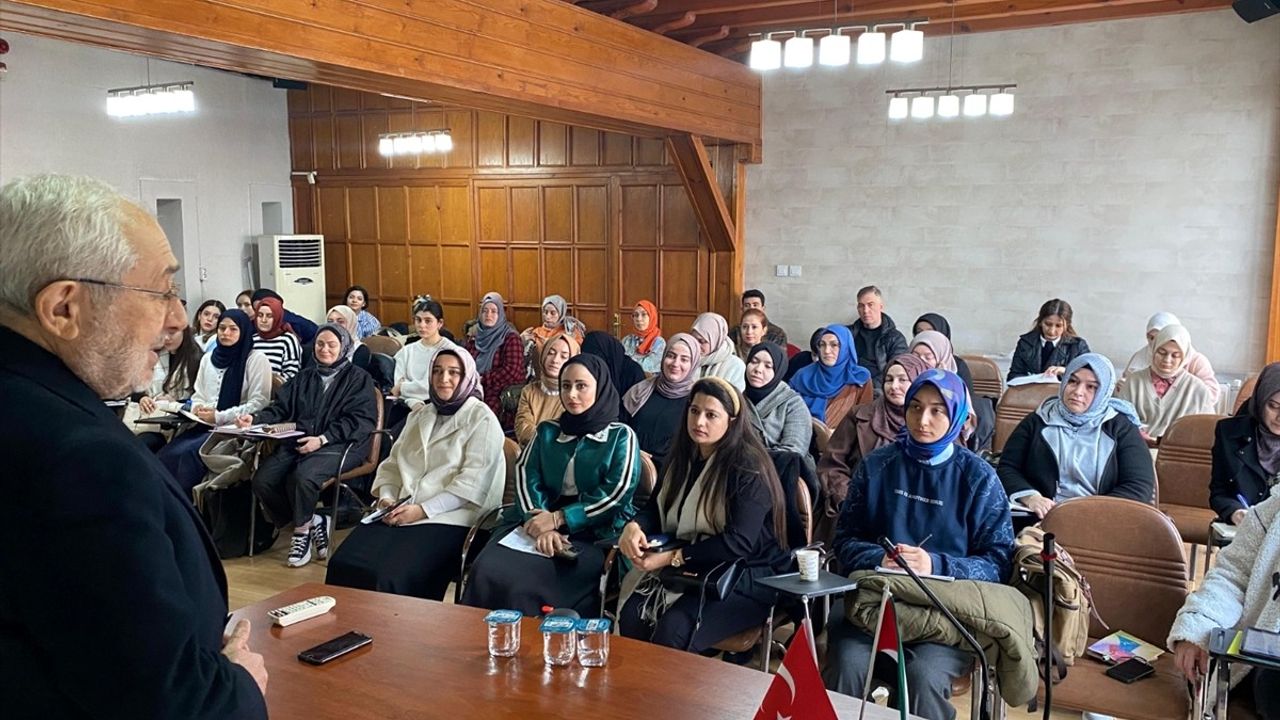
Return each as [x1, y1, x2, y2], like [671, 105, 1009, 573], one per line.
[1237, 493, 1252, 510]
[918, 534, 933, 549]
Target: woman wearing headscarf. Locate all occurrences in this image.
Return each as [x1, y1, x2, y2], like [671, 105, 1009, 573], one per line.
[789, 324, 872, 428]
[191, 299, 225, 352]
[515, 333, 580, 445]
[912, 314, 976, 389]
[690, 312, 746, 391]
[1122, 312, 1221, 407]
[998, 354, 1155, 520]
[1209, 363, 1280, 525]
[461, 355, 640, 616]
[818, 353, 930, 518]
[622, 332, 701, 468]
[326, 348, 505, 599]
[244, 323, 379, 568]
[622, 300, 666, 374]
[581, 330, 647, 408]
[910, 328, 994, 451]
[325, 304, 371, 367]
[521, 294, 586, 352]
[823, 369, 1014, 719]
[251, 295, 302, 384]
[464, 292, 526, 429]
[744, 343, 811, 457]
[157, 309, 273, 492]
[1117, 324, 1216, 441]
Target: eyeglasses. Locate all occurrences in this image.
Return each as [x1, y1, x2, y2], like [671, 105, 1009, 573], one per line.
[65, 277, 182, 304]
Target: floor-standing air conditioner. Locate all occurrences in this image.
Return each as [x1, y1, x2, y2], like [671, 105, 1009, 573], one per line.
[256, 235, 326, 322]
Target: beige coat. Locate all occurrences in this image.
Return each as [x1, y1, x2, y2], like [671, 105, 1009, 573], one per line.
[1117, 367, 1216, 439]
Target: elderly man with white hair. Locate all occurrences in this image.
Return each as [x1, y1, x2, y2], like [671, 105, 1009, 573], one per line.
[0, 175, 268, 718]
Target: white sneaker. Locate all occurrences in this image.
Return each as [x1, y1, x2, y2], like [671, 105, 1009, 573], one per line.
[1082, 713, 1115, 720]
[287, 531, 312, 568]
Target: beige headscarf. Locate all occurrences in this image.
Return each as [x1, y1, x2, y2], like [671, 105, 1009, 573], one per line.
[1116, 324, 1214, 439]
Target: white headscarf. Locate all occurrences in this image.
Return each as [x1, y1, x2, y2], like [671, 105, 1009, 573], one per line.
[1124, 311, 1181, 375]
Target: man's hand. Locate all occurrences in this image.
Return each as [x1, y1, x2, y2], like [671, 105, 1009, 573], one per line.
[221, 619, 268, 696]
[296, 436, 323, 455]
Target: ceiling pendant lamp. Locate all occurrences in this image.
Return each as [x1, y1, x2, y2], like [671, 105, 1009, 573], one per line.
[937, 94, 960, 118]
[888, 96, 909, 120]
[989, 89, 1015, 116]
[963, 92, 988, 117]
[749, 36, 782, 70]
[818, 33, 851, 66]
[857, 30, 886, 65]
[890, 26, 924, 63]
[784, 35, 814, 68]
[910, 95, 935, 119]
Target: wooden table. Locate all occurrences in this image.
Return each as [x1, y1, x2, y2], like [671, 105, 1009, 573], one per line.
[238, 583, 915, 719]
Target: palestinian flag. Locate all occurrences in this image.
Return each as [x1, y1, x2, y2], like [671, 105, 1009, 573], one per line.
[859, 588, 909, 720]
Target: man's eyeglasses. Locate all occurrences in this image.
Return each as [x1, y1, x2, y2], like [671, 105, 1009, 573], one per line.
[65, 278, 183, 304]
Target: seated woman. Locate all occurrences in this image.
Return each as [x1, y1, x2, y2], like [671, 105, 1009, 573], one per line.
[910, 329, 994, 451]
[581, 330, 647, 412]
[390, 297, 458, 427]
[998, 354, 1154, 520]
[1210, 363, 1280, 525]
[1117, 323, 1216, 441]
[251, 288, 317, 345]
[244, 324, 379, 568]
[325, 305, 371, 368]
[521, 294, 586, 354]
[464, 292, 526, 429]
[783, 328, 825, 383]
[617, 377, 792, 653]
[1007, 298, 1090, 381]
[1123, 312, 1221, 407]
[191, 299, 224, 352]
[734, 308, 769, 360]
[345, 284, 381, 340]
[326, 349, 505, 600]
[621, 300, 666, 374]
[691, 312, 746, 390]
[251, 296, 302, 384]
[128, 325, 203, 452]
[461, 355, 640, 616]
[157, 310, 272, 492]
[911, 315, 976, 387]
[622, 333, 701, 468]
[817, 354, 929, 518]
[515, 333, 580, 445]
[823, 369, 1014, 720]
[789, 324, 872, 428]
[234, 289, 254, 315]
[1169, 485, 1280, 720]
[744, 342, 812, 457]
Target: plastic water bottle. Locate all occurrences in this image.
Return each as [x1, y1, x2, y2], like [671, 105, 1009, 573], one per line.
[575, 618, 611, 667]
[540, 615, 577, 666]
[484, 609, 522, 657]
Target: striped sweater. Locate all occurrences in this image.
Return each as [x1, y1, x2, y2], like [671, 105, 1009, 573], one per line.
[252, 333, 302, 382]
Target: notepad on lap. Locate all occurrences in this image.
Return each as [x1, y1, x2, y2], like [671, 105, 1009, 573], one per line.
[1086, 631, 1164, 664]
[874, 566, 955, 582]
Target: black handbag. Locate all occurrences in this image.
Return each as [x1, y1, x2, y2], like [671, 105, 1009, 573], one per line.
[658, 560, 742, 601]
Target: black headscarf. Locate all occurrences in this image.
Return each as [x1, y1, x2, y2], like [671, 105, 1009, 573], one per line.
[914, 312, 953, 339]
[581, 331, 646, 398]
[1250, 362, 1280, 476]
[744, 342, 788, 405]
[557, 354, 619, 437]
[209, 309, 255, 411]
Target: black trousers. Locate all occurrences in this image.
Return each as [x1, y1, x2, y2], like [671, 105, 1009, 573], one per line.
[326, 522, 469, 601]
[617, 569, 776, 654]
[1250, 668, 1280, 720]
[251, 442, 365, 528]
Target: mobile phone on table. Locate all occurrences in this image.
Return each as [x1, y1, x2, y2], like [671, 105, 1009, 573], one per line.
[297, 631, 373, 665]
[1104, 657, 1154, 684]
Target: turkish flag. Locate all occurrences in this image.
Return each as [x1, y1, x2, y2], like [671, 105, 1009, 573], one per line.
[754, 620, 838, 720]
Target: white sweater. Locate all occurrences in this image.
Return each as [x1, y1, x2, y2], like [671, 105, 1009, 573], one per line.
[392, 337, 458, 410]
[190, 351, 273, 426]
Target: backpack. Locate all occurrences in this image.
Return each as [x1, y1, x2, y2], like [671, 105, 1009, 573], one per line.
[1011, 526, 1105, 674]
[196, 481, 278, 559]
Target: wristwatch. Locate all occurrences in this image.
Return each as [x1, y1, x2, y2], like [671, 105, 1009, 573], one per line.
[671, 549, 685, 568]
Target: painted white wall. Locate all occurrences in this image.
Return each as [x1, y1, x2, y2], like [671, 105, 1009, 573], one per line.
[746, 10, 1280, 374]
[0, 32, 293, 309]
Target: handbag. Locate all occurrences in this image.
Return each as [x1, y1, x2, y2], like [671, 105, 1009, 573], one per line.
[658, 560, 742, 601]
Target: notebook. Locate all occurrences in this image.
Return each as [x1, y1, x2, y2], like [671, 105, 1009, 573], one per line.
[1086, 630, 1164, 664]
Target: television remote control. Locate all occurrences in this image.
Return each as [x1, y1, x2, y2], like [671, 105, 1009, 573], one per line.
[268, 596, 336, 627]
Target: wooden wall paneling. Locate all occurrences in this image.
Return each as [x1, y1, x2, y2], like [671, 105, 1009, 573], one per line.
[361, 91, 388, 111]
[539, 122, 569, 167]
[439, 185, 472, 245]
[362, 113, 390, 171]
[332, 87, 362, 112]
[379, 244, 411, 320]
[310, 85, 332, 113]
[292, 183, 315, 235]
[576, 186, 609, 245]
[407, 186, 441, 246]
[508, 116, 537, 168]
[324, 240, 349, 306]
[478, 247, 511, 305]
[317, 187, 349, 240]
[445, 109, 475, 169]
[476, 112, 507, 168]
[440, 244, 475, 333]
[313, 116, 336, 171]
[511, 187, 542, 243]
[288, 117, 314, 170]
[660, 248, 705, 334]
[334, 114, 363, 170]
[544, 187, 574, 244]
[603, 133, 634, 166]
[415, 107, 448, 171]
[667, 135, 735, 252]
[346, 187, 379, 241]
[571, 127, 601, 167]
[620, 185, 659, 246]
[476, 187, 510, 244]
[660, 183, 701, 248]
[634, 137, 667, 167]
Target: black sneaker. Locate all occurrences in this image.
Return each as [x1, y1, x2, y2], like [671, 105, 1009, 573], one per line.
[287, 531, 312, 568]
[310, 515, 330, 560]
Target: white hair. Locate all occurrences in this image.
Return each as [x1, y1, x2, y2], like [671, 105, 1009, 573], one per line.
[0, 174, 138, 314]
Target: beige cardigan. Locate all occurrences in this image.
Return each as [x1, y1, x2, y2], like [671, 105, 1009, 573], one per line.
[372, 396, 505, 527]
[514, 382, 564, 446]
[1117, 367, 1216, 439]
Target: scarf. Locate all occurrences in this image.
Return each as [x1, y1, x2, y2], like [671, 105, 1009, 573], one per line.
[251, 296, 292, 340]
[692, 312, 734, 368]
[909, 330, 958, 372]
[1126, 312, 1181, 374]
[632, 299, 662, 356]
[622, 333, 701, 416]
[897, 368, 970, 462]
[581, 330, 646, 399]
[326, 305, 359, 358]
[472, 292, 518, 374]
[209, 309, 255, 411]
[867, 353, 931, 445]
[557, 354, 620, 437]
[430, 348, 483, 416]
[532, 294, 586, 344]
[1250, 363, 1280, 476]
[314, 323, 354, 377]
[789, 324, 872, 420]
[913, 312, 953, 339]
[744, 342, 788, 405]
[1150, 324, 1193, 381]
[539, 334, 581, 391]
[1038, 353, 1141, 430]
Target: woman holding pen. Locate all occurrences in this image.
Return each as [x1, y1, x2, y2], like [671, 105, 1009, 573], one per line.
[1209, 362, 1280, 525]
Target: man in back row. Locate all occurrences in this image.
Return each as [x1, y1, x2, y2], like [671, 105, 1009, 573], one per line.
[847, 285, 908, 393]
[728, 288, 788, 347]
[0, 175, 268, 718]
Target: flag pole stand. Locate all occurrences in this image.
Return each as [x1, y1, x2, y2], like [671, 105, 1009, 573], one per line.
[1040, 533, 1058, 720]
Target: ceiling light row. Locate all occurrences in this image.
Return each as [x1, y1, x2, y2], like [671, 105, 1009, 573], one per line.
[377, 131, 454, 157]
[106, 83, 196, 118]
[886, 85, 1016, 120]
[750, 23, 927, 71]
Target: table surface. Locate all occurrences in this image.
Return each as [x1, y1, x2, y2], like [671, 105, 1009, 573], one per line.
[238, 583, 917, 720]
[758, 570, 859, 598]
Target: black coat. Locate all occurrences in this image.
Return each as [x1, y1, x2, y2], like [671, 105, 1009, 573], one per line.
[847, 313, 909, 391]
[0, 327, 266, 719]
[997, 411, 1154, 503]
[255, 362, 379, 447]
[1007, 330, 1091, 380]
[1209, 414, 1276, 523]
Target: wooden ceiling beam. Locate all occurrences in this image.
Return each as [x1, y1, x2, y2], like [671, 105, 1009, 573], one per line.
[610, 0, 660, 20]
[683, 25, 731, 47]
[667, 134, 737, 253]
[645, 11, 698, 32]
[0, 0, 761, 145]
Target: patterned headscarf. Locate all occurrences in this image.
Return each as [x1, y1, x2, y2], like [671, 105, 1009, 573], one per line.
[897, 368, 970, 462]
[430, 349, 483, 416]
[868, 353, 931, 444]
[313, 323, 354, 376]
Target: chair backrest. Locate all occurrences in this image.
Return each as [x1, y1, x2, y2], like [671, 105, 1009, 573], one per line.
[1155, 413, 1222, 509]
[993, 383, 1058, 454]
[812, 418, 833, 456]
[363, 334, 403, 357]
[795, 477, 813, 546]
[333, 385, 387, 482]
[270, 373, 284, 398]
[502, 438, 520, 506]
[1233, 373, 1259, 415]
[636, 451, 658, 509]
[961, 355, 1004, 400]
[1041, 496, 1188, 643]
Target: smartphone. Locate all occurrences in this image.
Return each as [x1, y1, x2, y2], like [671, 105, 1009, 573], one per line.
[297, 631, 373, 665]
[645, 537, 688, 554]
[361, 497, 411, 525]
[1104, 658, 1154, 684]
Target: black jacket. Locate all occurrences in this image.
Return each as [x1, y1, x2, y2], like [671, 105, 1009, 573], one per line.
[255, 362, 378, 446]
[1007, 330, 1091, 380]
[1209, 414, 1276, 523]
[0, 327, 266, 719]
[846, 313, 909, 391]
[997, 411, 1154, 502]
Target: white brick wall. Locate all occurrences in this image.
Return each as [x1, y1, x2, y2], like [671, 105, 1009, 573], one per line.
[745, 10, 1280, 373]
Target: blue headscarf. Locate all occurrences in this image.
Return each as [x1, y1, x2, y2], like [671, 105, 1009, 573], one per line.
[897, 368, 970, 462]
[209, 309, 255, 411]
[1036, 353, 1141, 430]
[789, 324, 872, 420]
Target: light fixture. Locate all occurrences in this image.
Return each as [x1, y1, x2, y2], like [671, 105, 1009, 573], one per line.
[963, 92, 988, 117]
[888, 96, 909, 120]
[784, 35, 814, 68]
[989, 89, 1015, 116]
[937, 94, 960, 118]
[377, 131, 453, 157]
[885, 84, 1015, 121]
[749, 35, 782, 70]
[910, 95, 935, 119]
[856, 30, 886, 65]
[818, 33, 851, 66]
[105, 82, 196, 118]
[890, 26, 925, 63]
[436, 133, 454, 152]
[378, 137, 394, 156]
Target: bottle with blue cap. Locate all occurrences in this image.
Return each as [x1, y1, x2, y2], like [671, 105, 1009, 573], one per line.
[576, 618, 611, 667]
